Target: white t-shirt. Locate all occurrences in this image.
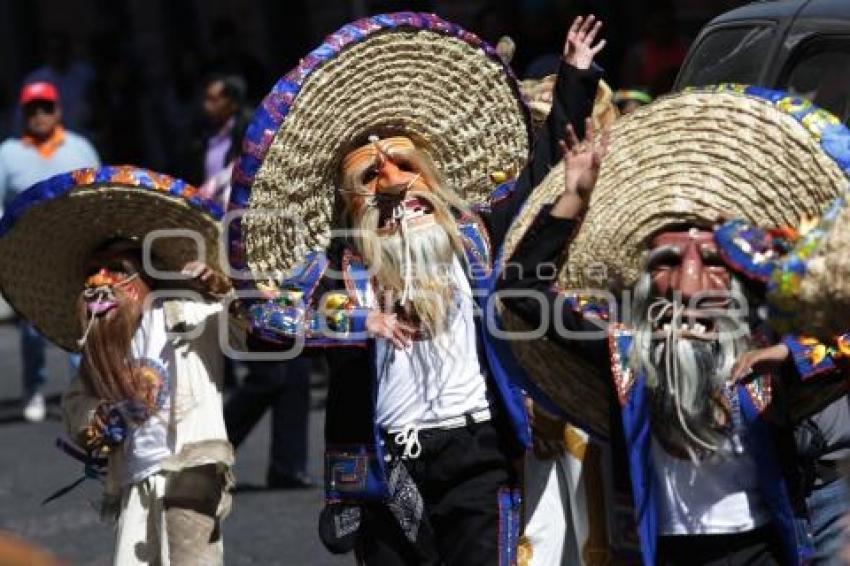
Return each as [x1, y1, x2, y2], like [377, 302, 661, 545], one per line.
[121, 303, 175, 485]
[375, 256, 490, 429]
[651, 438, 771, 535]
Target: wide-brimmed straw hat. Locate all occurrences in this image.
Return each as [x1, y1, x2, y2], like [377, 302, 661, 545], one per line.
[500, 85, 850, 435]
[506, 85, 850, 291]
[519, 76, 617, 132]
[0, 166, 223, 351]
[229, 12, 530, 282]
[770, 187, 850, 338]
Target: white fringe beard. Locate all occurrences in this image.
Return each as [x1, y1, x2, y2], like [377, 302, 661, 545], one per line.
[352, 191, 460, 337]
[630, 271, 751, 459]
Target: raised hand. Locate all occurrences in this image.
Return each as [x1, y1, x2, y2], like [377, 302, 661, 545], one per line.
[551, 117, 609, 220]
[562, 14, 606, 70]
[560, 117, 610, 201]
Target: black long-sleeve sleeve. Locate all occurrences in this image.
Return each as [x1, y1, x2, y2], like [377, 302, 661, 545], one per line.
[496, 206, 610, 367]
[483, 61, 602, 249]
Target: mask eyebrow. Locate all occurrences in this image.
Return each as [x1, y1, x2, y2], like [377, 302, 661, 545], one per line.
[647, 245, 680, 268]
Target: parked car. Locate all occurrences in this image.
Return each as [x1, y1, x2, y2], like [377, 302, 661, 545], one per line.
[674, 0, 850, 124]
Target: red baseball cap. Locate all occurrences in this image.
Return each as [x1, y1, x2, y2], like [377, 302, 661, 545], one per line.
[19, 82, 59, 105]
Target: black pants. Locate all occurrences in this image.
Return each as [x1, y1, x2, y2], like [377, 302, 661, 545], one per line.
[657, 524, 786, 566]
[224, 358, 311, 479]
[356, 419, 519, 566]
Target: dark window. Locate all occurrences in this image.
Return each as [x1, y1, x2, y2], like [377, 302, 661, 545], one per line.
[781, 38, 850, 124]
[678, 25, 776, 88]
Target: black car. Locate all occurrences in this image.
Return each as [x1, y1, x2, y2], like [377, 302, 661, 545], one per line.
[675, 0, 850, 124]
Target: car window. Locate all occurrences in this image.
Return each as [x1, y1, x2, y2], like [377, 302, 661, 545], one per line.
[782, 40, 850, 124]
[678, 25, 775, 88]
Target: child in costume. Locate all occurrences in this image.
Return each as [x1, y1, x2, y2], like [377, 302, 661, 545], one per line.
[0, 166, 241, 565]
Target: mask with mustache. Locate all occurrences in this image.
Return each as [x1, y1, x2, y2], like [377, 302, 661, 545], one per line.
[340, 137, 470, 338]
[353, 189, 462, 337]
[77, 251, 159, 419]
[631, 270, 751, 461]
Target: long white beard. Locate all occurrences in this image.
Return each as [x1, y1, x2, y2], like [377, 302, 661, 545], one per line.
[353, 196, 458, 337]
[630, 274, 751, 459]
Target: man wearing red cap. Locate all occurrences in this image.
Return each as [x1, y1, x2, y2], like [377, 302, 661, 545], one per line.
[0, 81, 100, 422]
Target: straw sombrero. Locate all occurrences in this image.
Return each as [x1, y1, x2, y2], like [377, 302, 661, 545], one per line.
[767, 188, 850, 338]
[0, 166, 223, 352]
[500, 85, 850, 435]
[229, 12, 530, 285]
[505, 85, 850, 291]
[519, 76, 617, 132]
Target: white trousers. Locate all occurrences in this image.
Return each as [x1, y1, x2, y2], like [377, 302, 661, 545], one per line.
[522, 424, 613, 566]
[523, 454, 584, 566]
[114, 474, 223, 565]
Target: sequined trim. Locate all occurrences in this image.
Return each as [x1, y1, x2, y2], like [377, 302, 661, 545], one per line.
[326, 448, 371, 495]
[0, 165, 220, 238]
[714, 219, 791, 283]
[743, 374, 773, 414]
[459, 215, 493, 278]
[607, 323, 635, 406]
[497, 486, 521, 566]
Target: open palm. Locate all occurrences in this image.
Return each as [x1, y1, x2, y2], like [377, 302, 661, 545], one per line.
[563, 15, 606, 70]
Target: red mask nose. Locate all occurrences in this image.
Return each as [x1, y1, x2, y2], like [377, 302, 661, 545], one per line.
[677, 240, 703, 301]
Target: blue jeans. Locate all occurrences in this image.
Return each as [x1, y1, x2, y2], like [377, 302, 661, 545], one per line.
[20, 321, 81, 398]
[807, 477, 850, 565]
[20, 321, 47, 398]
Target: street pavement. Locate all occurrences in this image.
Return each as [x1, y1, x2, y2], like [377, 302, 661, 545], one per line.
[0, 322, 351, 565]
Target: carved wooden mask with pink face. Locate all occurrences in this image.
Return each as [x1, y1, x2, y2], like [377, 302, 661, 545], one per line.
[648, 228, 732, 303]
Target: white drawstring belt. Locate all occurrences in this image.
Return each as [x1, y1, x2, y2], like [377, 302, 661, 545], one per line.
[387, 407, 491, 460]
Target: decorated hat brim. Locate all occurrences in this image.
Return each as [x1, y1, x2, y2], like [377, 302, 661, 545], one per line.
[228, 12, 530, 289]
[0, 166, 222, 351]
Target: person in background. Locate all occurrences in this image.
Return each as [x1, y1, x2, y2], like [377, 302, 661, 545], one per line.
[613, 89, 652, 115]
[182, 74, 250, 188]
[224, 358, 315, 488]
[621, 3, 688, 95]
[190, 74, 244, 392]
[0, 81, 100, 422]
[188, 74, 315, 489]
[199, 167, 316, 491]
[21, 31, 96, 136]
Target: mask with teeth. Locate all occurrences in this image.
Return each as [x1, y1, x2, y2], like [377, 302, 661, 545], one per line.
[338, 135, 471, 338]
[631, 228, 752, 460]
